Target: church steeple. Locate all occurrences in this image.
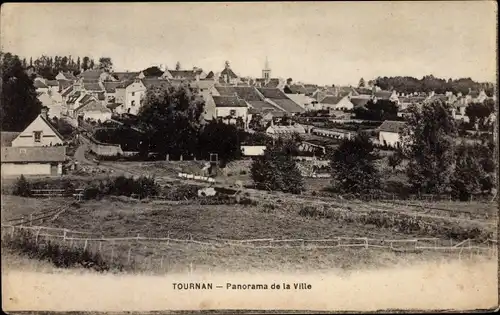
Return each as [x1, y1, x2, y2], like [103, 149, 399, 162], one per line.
[262, 56, 271, 80]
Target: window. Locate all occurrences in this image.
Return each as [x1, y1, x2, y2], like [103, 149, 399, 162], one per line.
[34, 131, 42, 143]
[131, 92, 135, 96]
[131, 100, 136, 107]
[230, 109, 236, 116]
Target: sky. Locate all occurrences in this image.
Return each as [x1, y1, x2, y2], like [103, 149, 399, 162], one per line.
[1, 2, 497, 86]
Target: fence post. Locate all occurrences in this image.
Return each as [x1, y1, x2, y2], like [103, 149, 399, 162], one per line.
[10, 226, 15, 237]
[35, 227, 41, 244]
[127, 247, 132, 263]
[29, 214, 33, 226]
[111, 242, 115, 263]
[160, 255, 164, 270]
[63, 229, 67, 242]
[84, 239, 88, 251]
[364, 238, 368, 249]
[99, 241, 102, 252]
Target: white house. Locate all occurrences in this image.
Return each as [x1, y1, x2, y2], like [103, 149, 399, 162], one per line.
[11, 109, 64, 147]
[37, 92, 62, 118]
[319, 95, 354, 111]
[378, 120, 406, 148]
[123, 79, 147, 115]
[285, 93, 318, 111]
[75, 99, 112, 122]
[210, 95, 248, 127]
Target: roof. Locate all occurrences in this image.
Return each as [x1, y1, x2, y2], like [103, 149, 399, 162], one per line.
[216, 86, 265, 102]
[76, 100, 112, 114]
[267, 124, 306, 134]
[111, 72, 140, 81]
[374, 91, 393, 99]
[79, 94, 94, 105]
[257, 88, 305, 113]
[60, 71, 77, 80]
[287, 84, 308, 94]
[212, 95, 247, 108]
[320, 96, 344, 105]
[354, 87, 373, 95]
[247, 100, 283, 113]
[46, 80, 58, 87]
[350, 97, 370, 107]
[141, 78, 171, 90]
[378, 120, 406, 133]
[38, 93, 54, 107]
[189, 80, 215, 90]
[103, 81, 122, 93]
[257, 88, 289, 99]
[1, 146, 67, 163]
[79, 69, 104, 81]
[106, 103, 122, 110]
[60, 85, 74, 97]
[66, 91, 82, 104]
[168, 70, 199, 80]
[205, 71, 214, 79]
[1, 132, 20, 147]
[83, 82, 103, 91]
[58, 80, 73, 93]
[220, 67, 238, 79]
[34, 80, 48, 89]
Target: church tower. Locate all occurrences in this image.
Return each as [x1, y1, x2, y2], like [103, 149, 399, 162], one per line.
[262, 57, 271, 80]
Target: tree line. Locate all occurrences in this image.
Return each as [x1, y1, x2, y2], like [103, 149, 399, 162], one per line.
[375, 75, 495, 96]
[23, 55, 114, 80]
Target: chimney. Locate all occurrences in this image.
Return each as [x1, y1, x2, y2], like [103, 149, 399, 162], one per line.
[40, 108, 48, 119]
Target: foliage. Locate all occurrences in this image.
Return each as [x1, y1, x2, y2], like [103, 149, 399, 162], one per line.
[84, 176, 160, 200]
[50, 116, 75, 139]
[375, 75, 495, 96]
[93, 126, 147, 152]
[142, 66, 164, 77]
[198, 121, 241, 166]
[98, 57, 113, 72]
[250, 137, 304, 194]
[358, 77, 366, 88]
[175, 61, 181, 71]
[387, 149, 404, 171]
[138, 84, 204, 158]
[26, 54, 94, 79]
[329, 133, 380, 194]
[401, 100, 457, 194]
[1, 52, 43, 131]
[353, 99, 399, 121]
[248, 114, 264, 130]
[451, 143, 486, 200]
[13, 175, 32, 197]
[465, 99, 495, 129]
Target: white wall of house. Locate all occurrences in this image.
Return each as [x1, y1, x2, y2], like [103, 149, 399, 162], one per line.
[11, 115, 63, 147]
[379, 131, 400, 147]
[1, 163, 55, 176]
[321, 97, 354, 111]
[203, 94, 217, 121]
[124, 81, 146, 115]
[79, 110, 112, 122]
[215, 107, 248, 120]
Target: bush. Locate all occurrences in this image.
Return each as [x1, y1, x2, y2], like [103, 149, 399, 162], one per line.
[164, 184, 201, 201]
[13, 175, 32, 197]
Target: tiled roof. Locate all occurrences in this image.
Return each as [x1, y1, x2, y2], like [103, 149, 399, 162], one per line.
[46, 80, 58, 87]
[58, 80, 73, 93]
[257, 88, 289, 100]
[79, 69, 104, 81]
[288, 84, 308, 94]
[168, 70, 199, 80]
[267, 124, 306, 134]
[67, 91, 82, 104]
[142, 78, 171, 90]
[220, 67, 238, 79]
[247, 101, 283, 113]
[60, 85, 74, 97]
[111, 72, 140, 81]
[374, 91, 393, 99]
[34, 80, 48, 89]
[212, 95, 247, 108]
[79, 94, 94, 105]
[205, 71, 214, 79]
[60, 71, 77, 80]
[271, 99, 305, 113]
[106, 103, 122, 110]
[83, 82, 103, 91]
[354, 87, 373, 95]
[378, 120, 406, 133]
[76, 100, 112, 114]
[350, 97, 370, 108]
[189, 80, 215, 90]
[97, 91, 106, 101]
[1, 146, 66, 163]
[1, 132, 20, 147]
[103, 81, 122, 93]
[116, 79, 135, 89]
[216, 86, 264, 102]
[320, 96, 344, 105]
[40, 115, 65, 141]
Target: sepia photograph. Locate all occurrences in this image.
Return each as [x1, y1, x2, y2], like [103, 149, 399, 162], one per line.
[0, 1, 498, 313]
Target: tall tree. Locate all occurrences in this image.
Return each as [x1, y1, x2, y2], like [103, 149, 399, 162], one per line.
[76, 57, 81, 71]
[330, 132, 380, 194]
[175, 61, 181, 71]
[82, 56, 90, 71]
[1, 53, 42, 131]
[250, 137, 304, 194]
[21, 58, 27, 68]
[98, 57, 113, 72]
[89, 59, 95, 70]
[400, 99, 457, 194]
[29, 57, 33, 66]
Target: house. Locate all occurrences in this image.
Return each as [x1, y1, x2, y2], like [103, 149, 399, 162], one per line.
[163, 67, 206, 81]
[55, 71, 77, 81]
[319, 95, 354, 111]
[374, 90, 399, 105]
[34, 78, 49, 94]
[1, 132, 21, 147]
[75, 98, 112, 122]
[78, 69, 114, 83]
[123, 78, 147, 115]
[252, 58, 286, 89]
[210, 95, 248, 127]
[214, 85, 284, 114]
[11, 108, 64, 147]
[378, 120, 406, 147]
[110, 72, 140, 81]
[286, 93, 319, 111]
[349, 97, 370, 108]
[37, 93, 62, 118]
[1, 146, 67, 177]
[257, 88, 305, 114]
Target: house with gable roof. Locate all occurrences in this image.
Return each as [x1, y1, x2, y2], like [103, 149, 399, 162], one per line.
[319, 95, 354, 111]
[210, 95, 249, 127]
[2, 108, 66, 177]
[378, 120, 406, 148]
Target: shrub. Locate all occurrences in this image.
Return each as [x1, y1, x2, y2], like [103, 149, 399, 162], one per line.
[164, 184, 201, 201]
[13, 175, 32, 197]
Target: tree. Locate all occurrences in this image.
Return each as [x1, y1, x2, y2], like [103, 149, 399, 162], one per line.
[330, 133, 380, 194]
[175, 61, 181, 71]
[353, 99, 399, 121]
[76, 57, 81, 71]
[89, 59, 95, 70]
[250, 137, 304, 194]
[358, 77, 366, 88]
[452, 143, 486, 200]
[1, 52, 43, 131]
[141, 66, 164, 78]
[98, 57, 113, 72]
[400, 100, 457, 194]
[29, 57, 33, 66]
[138, 84, 205, 158]
[465, 100, 495, 129]
[198, 121, 241, 166]
[13, 175, 32, 197]
[82, 56, 90, 71]
[224, 60, 230, 69]
[387, 149, 404, 171]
